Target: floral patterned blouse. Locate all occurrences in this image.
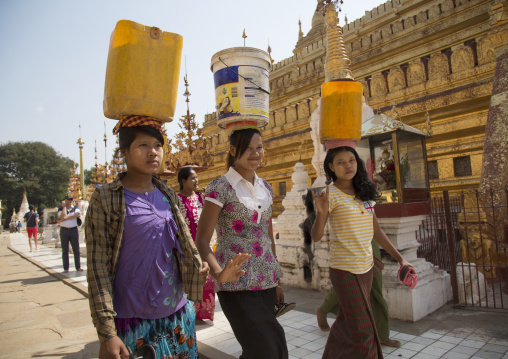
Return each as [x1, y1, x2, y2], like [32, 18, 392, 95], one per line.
[205, 167, 283, 292]
[177, 192, 204, 239]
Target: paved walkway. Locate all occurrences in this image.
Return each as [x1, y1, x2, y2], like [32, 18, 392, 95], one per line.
[3, 231, 508, 358]
[0, 232, 98, 359]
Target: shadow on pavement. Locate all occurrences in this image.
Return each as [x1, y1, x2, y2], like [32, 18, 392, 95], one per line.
[0, 276, 58, 286]
[31, 341, 100, 359]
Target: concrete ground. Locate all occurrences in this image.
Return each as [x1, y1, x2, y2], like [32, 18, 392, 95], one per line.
[1, 231, 508, 359]
[0, 232, 99, 359]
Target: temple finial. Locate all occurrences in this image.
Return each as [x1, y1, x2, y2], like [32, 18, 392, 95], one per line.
[242, 29, 247, 46]
[319, 0, 354, 81]
[267, 41, 274, 65]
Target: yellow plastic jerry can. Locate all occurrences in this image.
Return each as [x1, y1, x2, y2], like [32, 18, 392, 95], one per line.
[104, 20, 183, 122]
[320, 80, 363, 143]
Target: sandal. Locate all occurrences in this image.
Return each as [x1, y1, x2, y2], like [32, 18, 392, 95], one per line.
[274, 302, 296, 318]
[381, 338, 401, 347]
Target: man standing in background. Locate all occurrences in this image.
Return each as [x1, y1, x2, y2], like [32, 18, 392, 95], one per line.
[57, 195, 83, 273]
[23, 205, 39, 252]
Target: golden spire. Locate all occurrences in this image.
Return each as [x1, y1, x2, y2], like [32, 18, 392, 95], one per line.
[108, 135, 124, 181]
[318, 0, 353, 81]
[242, 29, 247, 46]
[77, 123, 85, 199]
[183, 74, 191, 103]
[94, 140, 98, 167]
[103, 121, 109, 180]
[267, 42, 274, 65]
[67, 163, 82, 200]
[164, 70, 213, 176]
[298, 18, 304, 40]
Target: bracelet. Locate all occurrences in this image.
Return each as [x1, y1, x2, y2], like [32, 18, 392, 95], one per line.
[276, 285, 282, 288]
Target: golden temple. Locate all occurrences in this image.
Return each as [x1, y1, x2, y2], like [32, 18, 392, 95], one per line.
[159, 1, 508, 216]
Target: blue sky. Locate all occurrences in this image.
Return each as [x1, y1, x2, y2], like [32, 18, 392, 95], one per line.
[0, 0, 386, 170]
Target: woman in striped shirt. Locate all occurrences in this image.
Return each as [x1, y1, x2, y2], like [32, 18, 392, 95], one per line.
[311, 145, 413, 359]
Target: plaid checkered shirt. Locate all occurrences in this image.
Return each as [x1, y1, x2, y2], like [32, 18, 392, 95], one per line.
[85, 173, 204, 343]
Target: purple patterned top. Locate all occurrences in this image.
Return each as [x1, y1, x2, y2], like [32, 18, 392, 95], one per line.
[205, 168, 283, 292]
[113, 187, 187, 319]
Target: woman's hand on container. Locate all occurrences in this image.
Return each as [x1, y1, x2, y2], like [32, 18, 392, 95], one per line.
[217, 253, 251, 283]
[99, 336, 129, 359]
[311, 186, 329, 214]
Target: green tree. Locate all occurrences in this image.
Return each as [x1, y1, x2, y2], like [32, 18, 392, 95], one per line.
[84, 166, 96, 186]
[0, 141, 75, 227]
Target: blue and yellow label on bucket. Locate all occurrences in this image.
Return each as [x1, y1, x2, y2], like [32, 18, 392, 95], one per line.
[214, 66, 241, 120]
[213, 65, 269, 127]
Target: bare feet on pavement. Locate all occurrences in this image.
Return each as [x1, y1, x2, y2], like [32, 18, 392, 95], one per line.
[316, 308, 330, 331]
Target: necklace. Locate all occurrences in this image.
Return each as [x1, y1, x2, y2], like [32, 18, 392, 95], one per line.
[336, 184, 365, 214]
[355, 200, 365, 214]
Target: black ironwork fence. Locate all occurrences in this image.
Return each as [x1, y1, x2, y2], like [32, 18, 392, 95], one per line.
[416, 188, 508, 310]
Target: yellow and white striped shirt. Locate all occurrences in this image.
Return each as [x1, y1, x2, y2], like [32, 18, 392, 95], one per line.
[327, 185, 375, 274]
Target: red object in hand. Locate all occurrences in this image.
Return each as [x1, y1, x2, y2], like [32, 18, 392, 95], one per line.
[397, 265, 418, 289]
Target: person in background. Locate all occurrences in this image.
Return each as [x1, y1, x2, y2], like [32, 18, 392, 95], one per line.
[9, 220, 17, 233]
[57, 195, 82, 273]
[196, 127, 288, 359]
[24, 205, 39, 252]
[177, 166, 216, 324]
[85, 119, 208, 359]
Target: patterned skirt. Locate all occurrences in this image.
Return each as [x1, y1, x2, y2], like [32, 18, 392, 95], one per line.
[115, 301, 198, 359]
[194, 274, 215, 321]
[322, 267, 382, 359]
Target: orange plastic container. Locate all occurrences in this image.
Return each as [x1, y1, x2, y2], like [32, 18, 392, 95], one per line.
[104, 20, 183, 122]
[320, 81, 363, 143]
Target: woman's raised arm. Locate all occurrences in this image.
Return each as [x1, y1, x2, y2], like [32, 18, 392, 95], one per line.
[311, 186, 330, 242]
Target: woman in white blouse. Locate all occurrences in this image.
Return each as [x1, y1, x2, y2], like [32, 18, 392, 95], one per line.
[196, 127, 288, 359]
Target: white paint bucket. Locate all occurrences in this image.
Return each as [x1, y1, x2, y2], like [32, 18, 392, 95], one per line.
[210, 47, 270, 132]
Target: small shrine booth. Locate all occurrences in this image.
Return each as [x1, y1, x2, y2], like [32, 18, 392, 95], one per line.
[355, 111, 453, 321]
[357, 111, 430, 206]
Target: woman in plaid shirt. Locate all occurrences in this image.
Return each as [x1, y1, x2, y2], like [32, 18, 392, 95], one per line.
[85, 117, 209, 359]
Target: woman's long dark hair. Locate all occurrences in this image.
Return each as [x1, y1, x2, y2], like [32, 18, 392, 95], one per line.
[324, 146, 379, 202]
[177, 166, 195, 190]
[227, 128, 261, 168]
